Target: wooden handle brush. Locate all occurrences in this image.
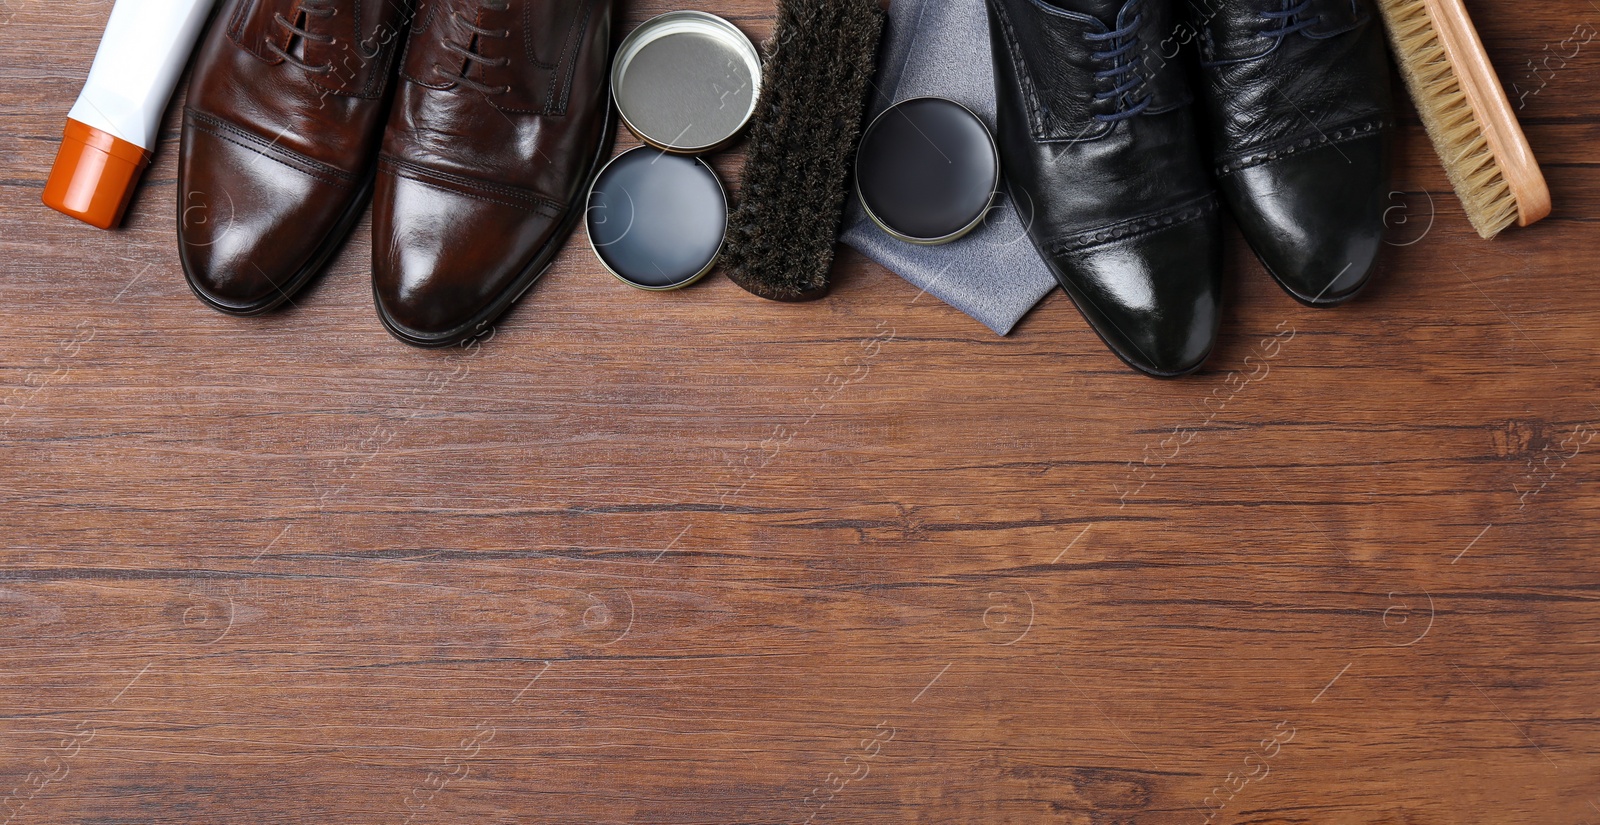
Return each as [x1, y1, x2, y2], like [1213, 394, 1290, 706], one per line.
[1377, 0, 1551, 239]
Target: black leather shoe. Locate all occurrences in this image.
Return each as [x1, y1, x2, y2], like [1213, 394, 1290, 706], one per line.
[1190, 0, 1393, 306]
[989, 0, 1222, 378]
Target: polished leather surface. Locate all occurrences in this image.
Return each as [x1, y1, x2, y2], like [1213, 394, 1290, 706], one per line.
[989, 0, 1223, 377]
[179, 0, 410, 315]
[1192, 0, 1394, 305]
[372, 0, 614, 346]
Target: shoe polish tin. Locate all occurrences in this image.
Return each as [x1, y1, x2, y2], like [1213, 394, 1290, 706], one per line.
[856, 97, 1000, 246]
[586, 146, 728, 291]
[611, 11, 762, 154]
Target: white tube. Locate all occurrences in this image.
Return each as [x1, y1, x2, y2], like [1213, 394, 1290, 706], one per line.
[69, 0, 216, 151]
[43, 0, 216, 228]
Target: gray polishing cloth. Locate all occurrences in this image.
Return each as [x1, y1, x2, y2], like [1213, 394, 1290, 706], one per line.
[840, 0, 1059, 335]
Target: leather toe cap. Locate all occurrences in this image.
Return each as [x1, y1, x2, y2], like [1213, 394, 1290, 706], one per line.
[371, 165, 562, 346]
[177, 120, 365, 315]
[1047, 212, 1224, 378]
[1220, 132, 1390, 307]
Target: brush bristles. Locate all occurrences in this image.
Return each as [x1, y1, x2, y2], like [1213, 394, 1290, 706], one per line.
[722, 0, 886, 301]
[1378, 0, 1519, 239]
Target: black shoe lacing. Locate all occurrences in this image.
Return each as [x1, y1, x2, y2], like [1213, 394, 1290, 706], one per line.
[1259, 0, 1322, 39]
[1084, 0, 1153, 123]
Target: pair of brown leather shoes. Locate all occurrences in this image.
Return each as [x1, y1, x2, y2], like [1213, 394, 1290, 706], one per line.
[178, 0, 615, 346]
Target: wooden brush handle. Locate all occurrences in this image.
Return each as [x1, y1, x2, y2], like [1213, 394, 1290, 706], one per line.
[1423, 0, 1551, 226]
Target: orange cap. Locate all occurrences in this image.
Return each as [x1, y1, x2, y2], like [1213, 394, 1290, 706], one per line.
[42, 118, 152, 230]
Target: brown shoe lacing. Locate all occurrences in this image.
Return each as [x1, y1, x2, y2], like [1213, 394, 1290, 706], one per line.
[267, 0, 337, 74]
[433, 0, 512, 95]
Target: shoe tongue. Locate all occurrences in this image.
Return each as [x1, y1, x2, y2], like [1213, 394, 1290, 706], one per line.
[1041, 0, 1135, 27]
[1196, 0, 1371, 63]
[403, 0, 595, 114]
[229, 0, 410, 97]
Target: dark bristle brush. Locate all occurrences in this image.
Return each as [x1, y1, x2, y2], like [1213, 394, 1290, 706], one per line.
[722, 0, 885, 302]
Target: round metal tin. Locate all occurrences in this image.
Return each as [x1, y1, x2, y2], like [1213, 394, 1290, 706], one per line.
[611, 11, 762, 154]
[586, 146, 728, 291]
[855, 97, 1000, 246]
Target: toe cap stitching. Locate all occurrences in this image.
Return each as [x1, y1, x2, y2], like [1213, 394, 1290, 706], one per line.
[1044, 193, 1219, 255]
[184, 109, 360, 186]
[379, 155, 565, 217]
[1215, 116, 1393, 177]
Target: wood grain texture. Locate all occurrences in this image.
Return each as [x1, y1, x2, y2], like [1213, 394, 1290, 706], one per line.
[1, 2, 1597, 823]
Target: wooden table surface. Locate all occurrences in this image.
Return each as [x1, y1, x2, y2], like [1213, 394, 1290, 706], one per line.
[3, 1, 1598, 823]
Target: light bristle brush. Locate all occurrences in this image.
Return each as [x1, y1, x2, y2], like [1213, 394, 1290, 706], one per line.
[1376, 0, 1551, 239]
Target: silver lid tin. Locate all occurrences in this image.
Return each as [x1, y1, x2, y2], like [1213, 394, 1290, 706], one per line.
[610, 11, 763, 155]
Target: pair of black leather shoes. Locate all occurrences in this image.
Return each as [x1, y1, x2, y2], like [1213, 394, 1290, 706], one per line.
[989, 0, 1393, 377]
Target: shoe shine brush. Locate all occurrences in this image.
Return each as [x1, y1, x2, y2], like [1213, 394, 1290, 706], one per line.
[1376, 0, 1551, 239]
[722, 0, 885, 301]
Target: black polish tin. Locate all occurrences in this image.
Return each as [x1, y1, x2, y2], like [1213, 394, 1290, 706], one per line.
[586, 146, 727, 291]
[855, 97, 1001, 245]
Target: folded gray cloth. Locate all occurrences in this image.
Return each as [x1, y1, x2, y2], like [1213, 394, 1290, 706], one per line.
[840, 0, 1059, 335]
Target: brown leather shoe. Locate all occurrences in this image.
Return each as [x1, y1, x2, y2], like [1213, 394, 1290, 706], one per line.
[178, 0, 411, 315]
[371, 0, 615, 347]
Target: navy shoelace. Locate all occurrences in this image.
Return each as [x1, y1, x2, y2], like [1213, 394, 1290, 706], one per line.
[1259, 0, 1323, 38]
[1084, 1, 1153, 123]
